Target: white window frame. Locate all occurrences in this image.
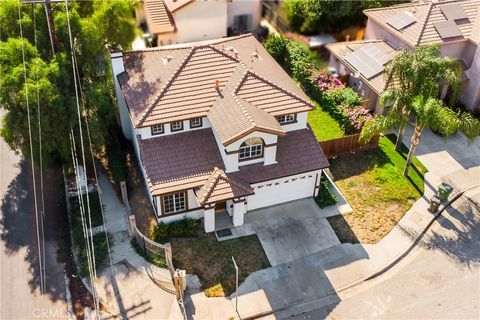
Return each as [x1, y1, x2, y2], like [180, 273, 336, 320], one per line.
[151, 124, 164, 135]
[276, 114, 296, 124]
[190, 117, 202, 128]
[162, 192, 186, 214]
[239, 137, 263, 161]
[171, 121, 183, 132]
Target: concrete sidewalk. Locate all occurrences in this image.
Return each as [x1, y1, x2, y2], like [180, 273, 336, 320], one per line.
[92, 172, 183, 319]
[185, 130, 480, 320]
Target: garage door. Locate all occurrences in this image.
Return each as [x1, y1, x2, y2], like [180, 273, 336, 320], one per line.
[246, 172, 319, 211]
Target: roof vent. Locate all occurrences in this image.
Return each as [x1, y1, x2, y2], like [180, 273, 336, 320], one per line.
[161, 55, 173, 65]
[214, 80, 220, 90]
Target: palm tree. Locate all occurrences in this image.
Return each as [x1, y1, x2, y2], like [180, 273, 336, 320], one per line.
[361, 95, 479, 176]
[380, 45, 462, 151]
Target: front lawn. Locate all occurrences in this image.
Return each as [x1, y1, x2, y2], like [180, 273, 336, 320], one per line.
[171, 234, 270, 297]
[327, 134, 427, 244]
[308, 100, 344, 141]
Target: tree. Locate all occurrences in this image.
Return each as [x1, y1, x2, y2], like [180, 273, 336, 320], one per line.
[282, 0, 405, 34]
[380, 45, 462, 151]
[263, 35, 288, 66]
[0, 0, 136, 166]
[361, 95, 479, 176]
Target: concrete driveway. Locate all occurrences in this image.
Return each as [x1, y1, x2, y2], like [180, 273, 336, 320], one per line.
[244, 199, 341, 266]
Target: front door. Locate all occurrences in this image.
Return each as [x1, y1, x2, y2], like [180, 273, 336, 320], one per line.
[215, 201, 227, 212]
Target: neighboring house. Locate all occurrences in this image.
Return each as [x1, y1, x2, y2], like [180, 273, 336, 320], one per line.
[326, 0, 480, 113]
[110, 34, 329, 233]
[136, 0, 261, 45]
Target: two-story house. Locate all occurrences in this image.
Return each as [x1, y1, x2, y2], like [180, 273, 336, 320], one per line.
[326, 0, 480, 114]
[136, 0, 261, 46]
[110, 34, 329, 233]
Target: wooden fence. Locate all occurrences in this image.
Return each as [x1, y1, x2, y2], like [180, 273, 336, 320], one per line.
[319, 133, 380, 159]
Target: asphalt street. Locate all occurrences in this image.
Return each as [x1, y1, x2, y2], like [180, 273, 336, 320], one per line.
[0, 110, 67, 320]
[290, 191, 480, 320]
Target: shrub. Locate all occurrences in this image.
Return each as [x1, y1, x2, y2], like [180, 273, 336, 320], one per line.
[343, 105, 374, 132]
[151, 218, 199, 242]
[315, 176, 338, 208]
[264, 35, 289, 66]
[105, 134, 126, 184]
[327, 87, 362, 106]
[311, 72, 343, 92]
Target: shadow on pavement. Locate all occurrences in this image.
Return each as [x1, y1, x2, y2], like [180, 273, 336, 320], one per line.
[0, 161, 67, 302]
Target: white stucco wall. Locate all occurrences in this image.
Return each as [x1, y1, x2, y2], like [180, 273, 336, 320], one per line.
[246, 170, 322, 211]
[227, 0, 261, 32]
[137, 117, 212, 140]
[174, 1, 227, 43]
[461, 45, 480, 110]
[158, 209, 204, 224]
[224, 131, 279, 171]
[110, 53, 134, 141]
[281, 112, 307, 131]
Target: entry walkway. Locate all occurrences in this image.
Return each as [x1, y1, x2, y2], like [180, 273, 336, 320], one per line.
[91, 171, 182, 319]
[185, 129, 480, 319]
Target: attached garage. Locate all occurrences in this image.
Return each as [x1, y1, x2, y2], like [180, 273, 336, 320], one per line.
[246, 170, 322, 211]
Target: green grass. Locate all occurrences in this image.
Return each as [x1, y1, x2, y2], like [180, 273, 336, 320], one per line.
[327, 134, 428, 244]
[308, 100, 344, 141]
[171, 234, 270, 297]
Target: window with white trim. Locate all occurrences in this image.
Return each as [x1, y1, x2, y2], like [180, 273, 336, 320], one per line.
[162, 192, 186, 214]
[171, 121, 183, 132]
[190, 117, 202, 128]
[276, 114, 296, 124]
[151, 124, 164, 135]
[239, 137, 263, 161]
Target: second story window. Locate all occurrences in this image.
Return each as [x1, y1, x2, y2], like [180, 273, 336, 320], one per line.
[151, 124, 164, 135]
[190, 118, 202, 128]
[276, 114, 296, 124]
[171, 121, 183, 132]
[239, 137, 263, 161]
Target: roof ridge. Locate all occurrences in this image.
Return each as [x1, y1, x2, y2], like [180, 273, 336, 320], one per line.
[137, 46, 197, 126]
[235, 96, 257, 127]
[363, 1, 429, 14]
[415, 1, 434, 46]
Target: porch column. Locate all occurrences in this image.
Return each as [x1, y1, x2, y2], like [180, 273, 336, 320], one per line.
[204, 205, 215, 233]
[232, 199, 246, 227]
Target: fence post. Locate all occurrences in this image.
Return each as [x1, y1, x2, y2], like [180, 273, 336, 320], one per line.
[142, 236, 147, 256]
[129, 215, 136, 237]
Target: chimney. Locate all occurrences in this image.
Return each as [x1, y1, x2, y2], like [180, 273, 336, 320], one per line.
[345, 34, 351, 42]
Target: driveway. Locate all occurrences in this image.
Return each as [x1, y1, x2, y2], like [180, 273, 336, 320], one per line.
[244, 199, 341, 266]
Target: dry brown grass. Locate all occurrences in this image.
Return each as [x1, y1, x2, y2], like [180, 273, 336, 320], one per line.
[171, 234, 270, 297]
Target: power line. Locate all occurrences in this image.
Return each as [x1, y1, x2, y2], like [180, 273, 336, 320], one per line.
[64, 0, 100, 316]
[17, 0, 45, 295]
[32, 2, 47, 292]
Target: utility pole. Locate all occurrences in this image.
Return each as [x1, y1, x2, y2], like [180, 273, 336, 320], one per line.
[44, 0, 58, 54]
[22, 0, 77, 55]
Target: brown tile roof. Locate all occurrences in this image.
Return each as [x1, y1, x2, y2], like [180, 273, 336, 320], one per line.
[326, 40, 398, 94]
[229, 127, 329, 184]
[196, 168, 253, 205]
[364, 0, 480, 47]
[208, 92, 286, 145]
[144, 0, 175, 35]
[138, 127, 328, 197]
[164, 0, 195, 13]
[136, 129, 225, 195]
[118, 34, 314, 128]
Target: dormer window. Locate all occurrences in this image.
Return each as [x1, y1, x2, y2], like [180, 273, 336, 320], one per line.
[151, 124, 164, 135]
[276, 114, 296, 124]
[171, 121, 183, 132]
[190, 117, 202, 128]
[239, 137, 263, 161]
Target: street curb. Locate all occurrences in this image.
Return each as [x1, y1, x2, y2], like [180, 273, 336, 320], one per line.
[242, 183, 480, 320]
